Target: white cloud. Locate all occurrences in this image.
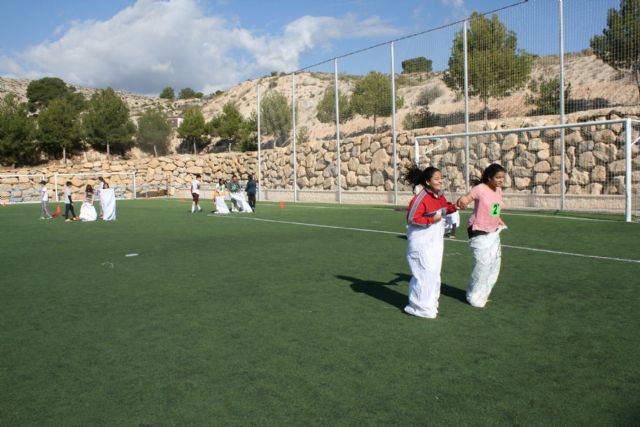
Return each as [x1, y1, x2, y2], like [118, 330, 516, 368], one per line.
[1, 0, 398, 95]
[440, 0, 465, 8]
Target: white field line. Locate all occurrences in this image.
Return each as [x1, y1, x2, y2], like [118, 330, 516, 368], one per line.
[241, 202, 631, 223]
[208, 215, 640, 264]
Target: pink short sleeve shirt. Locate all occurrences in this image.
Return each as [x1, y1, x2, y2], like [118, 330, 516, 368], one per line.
[468, 184, 503, 232]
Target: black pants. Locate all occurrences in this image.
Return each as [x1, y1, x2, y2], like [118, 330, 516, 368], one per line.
[247, 193, 256, 210]
[65, 203, 76, 219]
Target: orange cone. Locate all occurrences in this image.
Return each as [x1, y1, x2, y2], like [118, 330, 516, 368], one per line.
[279, 200, 284, 209]
[55, 205, 61, 214]
[1, 199, 6, 208]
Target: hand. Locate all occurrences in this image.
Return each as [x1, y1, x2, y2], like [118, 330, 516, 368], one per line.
[456, 198, 467, 209]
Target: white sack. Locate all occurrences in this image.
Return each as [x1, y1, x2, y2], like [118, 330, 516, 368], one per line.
[100, 188, 116, 221]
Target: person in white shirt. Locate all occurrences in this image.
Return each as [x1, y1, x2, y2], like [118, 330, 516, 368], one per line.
[63, 181, 77, 222]
[97, 177, 109, 218]
[191, 174, 202, 213]
[39, 179, 52, 219]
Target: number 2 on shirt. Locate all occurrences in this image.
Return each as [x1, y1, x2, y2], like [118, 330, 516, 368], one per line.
[491, 202, 500, 217]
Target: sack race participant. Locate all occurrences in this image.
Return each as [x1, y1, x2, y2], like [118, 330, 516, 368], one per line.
[79, 185, 97, 222]
[444, 211, 460, 238]
[403, 165, 457, 319]
[100, 188, 117, 221]
[228, 175, 252, 213]
[214, 179, 230, 215]
[456, 163, 507, 308]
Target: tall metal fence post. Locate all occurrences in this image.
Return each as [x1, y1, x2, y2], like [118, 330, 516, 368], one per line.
[625, 118, 632, 223]
[334, 59, 342, 203]
[559, 0, 566, 210]
[390, 41, 398, 206]
[463, 19, 470, 193]
[54, 173, 59, 202]
[292, 73, 298, 202]
[133, 172, 137, 199]
[257, 84, 262, 202]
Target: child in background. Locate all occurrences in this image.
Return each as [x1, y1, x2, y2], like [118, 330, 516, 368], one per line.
[245, 174, 257, 212]
[97, 176, 109, 218]
[456, 163, 507, 308]
[39, 179, 52, 219]
[79, 184, 97, 221]
[63, 181, 77, 222]
[191, 174, 202, 213]
[403, 165, 458, 319]
[213, 178, 230, 214]
[444, 210, 460, 239]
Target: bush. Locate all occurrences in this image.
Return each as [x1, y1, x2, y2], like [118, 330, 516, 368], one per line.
[416, 85, 443, 107]
[401, 57, 433, 74]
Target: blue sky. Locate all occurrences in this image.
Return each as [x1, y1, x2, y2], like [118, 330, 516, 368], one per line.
[0, 0, 618, 95]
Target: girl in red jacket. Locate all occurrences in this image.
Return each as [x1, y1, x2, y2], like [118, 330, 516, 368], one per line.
[404, 166, 458, 319]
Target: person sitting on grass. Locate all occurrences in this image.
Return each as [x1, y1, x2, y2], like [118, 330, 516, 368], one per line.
[213, 178, 230, 215]
[79, 184, 97, 222]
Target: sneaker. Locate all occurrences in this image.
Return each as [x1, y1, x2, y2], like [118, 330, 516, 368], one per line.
[65, 219, 71, 222]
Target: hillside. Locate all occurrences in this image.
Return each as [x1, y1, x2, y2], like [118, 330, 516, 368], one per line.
[1, 53, 638, 154]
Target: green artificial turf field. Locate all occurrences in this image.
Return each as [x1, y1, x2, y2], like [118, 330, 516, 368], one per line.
[1, 199, 639, 425]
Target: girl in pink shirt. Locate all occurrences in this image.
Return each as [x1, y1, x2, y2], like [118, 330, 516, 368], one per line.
[456, 164, 507, 308]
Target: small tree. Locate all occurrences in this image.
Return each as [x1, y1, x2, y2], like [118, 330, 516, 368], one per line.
[525, 77, 572, 115]
[159, 86, 175, 101]
[178, 88, 198, 99]
[590, 0, 640, 98]
[444, 12, 532, 120]
[350, 71, 404, 133]
[136, 109, 172, 156]
[260, 91, 292, 145]
[26, 77, 69, 112]
[37, 97, 84, 160]
[83, 87, 136, 155]
[401, 57, 433, 74]
[177, 107, 207, 153]
[0, 94, 37, 166]
[316, 87, 353, 123]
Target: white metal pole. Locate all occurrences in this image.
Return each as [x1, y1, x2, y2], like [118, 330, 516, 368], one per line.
[625, 118, 632, 223]
[257, 84, 262, 202]
[414, 138, 420, 165]
[390, 41, 398, 206]
[54, 173, 59, 202]
[559, 0, 566, 210]
[463, 19, 470, 192]
[334, 59, 342, 203]
[292, 73, 298, 202]
[133, 172, 137, 199]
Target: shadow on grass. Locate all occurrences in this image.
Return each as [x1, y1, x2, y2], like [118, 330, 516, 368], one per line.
[337, 273, 467, 310]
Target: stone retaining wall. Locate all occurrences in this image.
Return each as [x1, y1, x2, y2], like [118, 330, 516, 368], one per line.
[1, 109, 639, 210]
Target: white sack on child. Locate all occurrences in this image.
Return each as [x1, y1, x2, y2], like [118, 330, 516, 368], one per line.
[101, 188, 116, 221]
[215, 196, 230, 214]
[79, 202, 97, 221]
[230, 192, 252, 213]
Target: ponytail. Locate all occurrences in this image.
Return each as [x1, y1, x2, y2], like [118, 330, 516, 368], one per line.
[403, 165, 441, 187]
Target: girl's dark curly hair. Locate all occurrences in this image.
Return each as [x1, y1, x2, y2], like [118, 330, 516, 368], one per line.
[403, 165, 440, 187]
[470, 163, 506, 187]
